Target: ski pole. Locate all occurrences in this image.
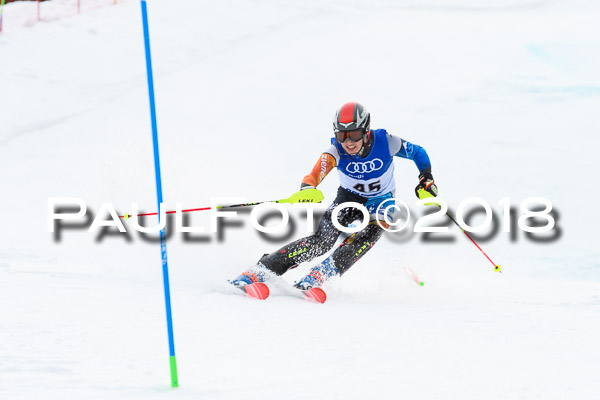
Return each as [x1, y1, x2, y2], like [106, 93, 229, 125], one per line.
[445, 211, 502, 273]
[118, 188, 324, 220]
[404, 266, 425, 286]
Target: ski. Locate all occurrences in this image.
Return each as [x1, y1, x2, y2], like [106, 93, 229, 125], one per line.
[231, 281, 326, 303]
[237, 282, 270, 300]
[299, 287, 327, 304]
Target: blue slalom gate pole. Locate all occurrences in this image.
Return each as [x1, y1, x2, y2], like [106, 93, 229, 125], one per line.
[140, 1, 179, 388]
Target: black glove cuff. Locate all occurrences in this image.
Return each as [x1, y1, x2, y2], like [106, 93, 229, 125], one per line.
[418, 171, 434, 181]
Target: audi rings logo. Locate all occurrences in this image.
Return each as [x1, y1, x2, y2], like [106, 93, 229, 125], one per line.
[346, 158, 384, 174]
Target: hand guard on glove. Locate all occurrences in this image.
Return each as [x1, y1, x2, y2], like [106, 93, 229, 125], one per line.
[415, 172, 438, 200]
[285, 185, 324, 204]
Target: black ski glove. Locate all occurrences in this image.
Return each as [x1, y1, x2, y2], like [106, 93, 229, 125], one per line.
[415, 172, 438, 200]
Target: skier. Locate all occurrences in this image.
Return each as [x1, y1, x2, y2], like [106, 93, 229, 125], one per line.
[230, 102, 438, 295]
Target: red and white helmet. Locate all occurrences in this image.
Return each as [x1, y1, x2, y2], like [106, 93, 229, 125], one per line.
[333, 102, 371, 134]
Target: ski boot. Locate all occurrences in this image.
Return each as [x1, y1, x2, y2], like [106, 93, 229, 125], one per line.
[294, 256, 339, 290]
[230, 263, 270, 300]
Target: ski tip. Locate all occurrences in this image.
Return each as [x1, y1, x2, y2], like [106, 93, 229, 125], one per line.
[243, 282, 270, 300]
[303, 287, 327, 304]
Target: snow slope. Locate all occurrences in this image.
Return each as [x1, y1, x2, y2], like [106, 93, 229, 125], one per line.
[1, 0, 599, 399]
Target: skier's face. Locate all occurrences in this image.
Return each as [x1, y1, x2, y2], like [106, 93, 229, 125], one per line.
[341, 138, 363, 155]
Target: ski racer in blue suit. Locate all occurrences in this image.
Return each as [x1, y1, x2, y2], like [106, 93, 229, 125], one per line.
[231, 102, 438, 291]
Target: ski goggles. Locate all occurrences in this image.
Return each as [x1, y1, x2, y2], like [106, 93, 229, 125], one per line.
[334, 129, 365, 143]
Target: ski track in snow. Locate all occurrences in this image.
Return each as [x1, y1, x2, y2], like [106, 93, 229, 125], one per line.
[1, 0, 599, 399]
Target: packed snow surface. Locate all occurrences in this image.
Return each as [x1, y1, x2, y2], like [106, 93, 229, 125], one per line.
[1, 0, 599, 399]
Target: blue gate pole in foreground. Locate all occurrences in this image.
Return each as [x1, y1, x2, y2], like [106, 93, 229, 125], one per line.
[140, 0, 179, 388]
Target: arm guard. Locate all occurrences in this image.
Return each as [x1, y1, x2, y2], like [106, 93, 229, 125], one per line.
[301, 153, 336, 188]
